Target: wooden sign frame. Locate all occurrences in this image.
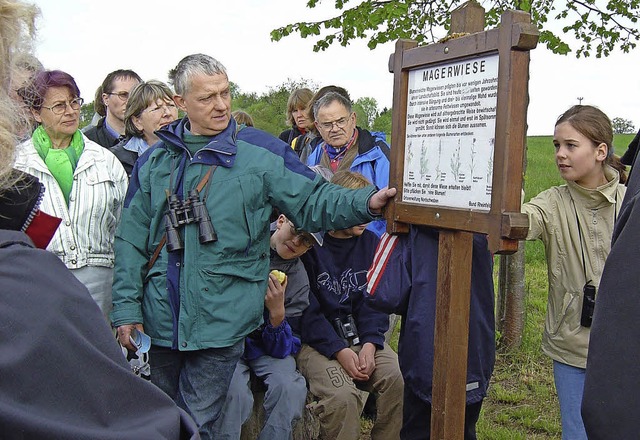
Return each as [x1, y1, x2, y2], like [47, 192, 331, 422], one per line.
[386, 9, 538, 254]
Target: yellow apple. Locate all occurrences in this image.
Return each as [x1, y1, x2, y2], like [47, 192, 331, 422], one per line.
[270, 270, 287, 284]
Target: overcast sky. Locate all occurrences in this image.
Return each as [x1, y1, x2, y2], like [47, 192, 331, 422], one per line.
[30, 0, 639, 138]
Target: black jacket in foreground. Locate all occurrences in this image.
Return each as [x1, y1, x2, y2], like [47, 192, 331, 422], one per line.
[0, 230, 199, 439]
[582, 144, 640, 438]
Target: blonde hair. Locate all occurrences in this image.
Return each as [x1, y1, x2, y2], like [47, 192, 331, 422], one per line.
[330, 170, 371, 189]
[0, 0, 39, 190]
[232, 110, 254, 127]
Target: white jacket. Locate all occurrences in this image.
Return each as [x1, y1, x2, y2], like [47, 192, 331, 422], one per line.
[14, 134, 127, 269]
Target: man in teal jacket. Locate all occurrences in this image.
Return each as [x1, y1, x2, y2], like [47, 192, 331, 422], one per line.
[111, 53, 395, 440]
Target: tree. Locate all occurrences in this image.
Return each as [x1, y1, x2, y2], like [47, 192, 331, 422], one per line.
[79, 101, 95, 129]
[612, 117, 636, 134]
[271, 0, 639, 58]
[354, 96, 379, 129]
[372, 107, 392, 136]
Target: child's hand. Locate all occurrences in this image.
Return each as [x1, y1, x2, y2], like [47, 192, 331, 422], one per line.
[336, 348, 369, 381]
[265, 272, 287, 327]
[357, 342, 377, 376]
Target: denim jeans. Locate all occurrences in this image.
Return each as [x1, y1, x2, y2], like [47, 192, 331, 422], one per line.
[212, 355, 307, 440]
[553, 360, 587, 440]
[149, 341, 244, 440]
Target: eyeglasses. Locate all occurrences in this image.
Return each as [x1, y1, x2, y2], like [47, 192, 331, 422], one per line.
[287, 220, 314, 249]
[107, 91, 130, 101]
[317, 113, 353, 131]
[144, 103, 177, 115]
[41, 97, 84, 115]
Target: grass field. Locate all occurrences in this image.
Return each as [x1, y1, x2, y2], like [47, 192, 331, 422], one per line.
[378, 133, 636, 440]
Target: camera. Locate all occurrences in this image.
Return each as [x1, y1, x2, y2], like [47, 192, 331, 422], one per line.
[333, 314, 360, 346]
[581, 283, 596, 328]
[164, 190, 217, 252]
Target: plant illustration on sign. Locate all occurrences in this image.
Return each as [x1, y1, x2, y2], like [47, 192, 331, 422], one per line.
[435, 138, 443, 182]
[469, 137, 477, 179]
[451, 139, 462, 182]
[420, 140, 429, 179]
[486, 137, 495, 183]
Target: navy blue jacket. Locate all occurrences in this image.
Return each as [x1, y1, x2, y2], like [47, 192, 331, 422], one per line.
[300, 230, 388, 358]
[366, 227, 495, 404]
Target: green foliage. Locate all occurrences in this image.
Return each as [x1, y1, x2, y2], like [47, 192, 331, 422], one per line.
[231, 78, 318, 135]
[353, 96, 379, 129]
[79, 101, 95, 129]
[352, 104, 370, 131]
[271, 0, 639, 58]
[372, 107, 392, 136]
[611, 117, 636, 134]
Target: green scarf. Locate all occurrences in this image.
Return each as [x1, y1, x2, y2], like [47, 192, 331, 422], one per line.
[32, 125, 85, 204]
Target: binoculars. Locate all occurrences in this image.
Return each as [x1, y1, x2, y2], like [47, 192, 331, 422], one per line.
[164, 190, 217, 252]
[333, 314, 360, 346]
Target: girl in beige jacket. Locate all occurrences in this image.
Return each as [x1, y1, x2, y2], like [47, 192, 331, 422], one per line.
[522, 105, 627, 440]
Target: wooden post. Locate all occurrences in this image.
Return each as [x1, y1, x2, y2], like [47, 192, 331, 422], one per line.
[429, 5, 484, 439]
[449, 0, 485, 35]
[432, 230, 473, 439]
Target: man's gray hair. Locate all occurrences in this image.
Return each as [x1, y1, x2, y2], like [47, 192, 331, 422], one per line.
[313, 91, 352, 120]
[168, 54, 227, 95]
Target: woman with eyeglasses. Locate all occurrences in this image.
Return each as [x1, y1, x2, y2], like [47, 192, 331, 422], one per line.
[110, 80, 179, 176]
[14, 69, 128, 320]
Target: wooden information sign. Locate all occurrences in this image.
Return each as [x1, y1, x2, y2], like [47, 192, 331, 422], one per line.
[387, 4, 537, 253]
[386, 2, 538, 439]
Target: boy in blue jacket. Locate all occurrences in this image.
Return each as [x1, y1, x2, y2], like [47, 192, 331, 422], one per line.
[297, 171, 404, 440]
[212, 214, 322, 440]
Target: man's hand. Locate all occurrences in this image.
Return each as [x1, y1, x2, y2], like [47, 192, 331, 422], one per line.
[336, 348, 369, 381]
[369, 187, 397, 215]
[266, 273, 287, 327]
[357, 342, 377, 376]
[117, 323, 145, 352]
